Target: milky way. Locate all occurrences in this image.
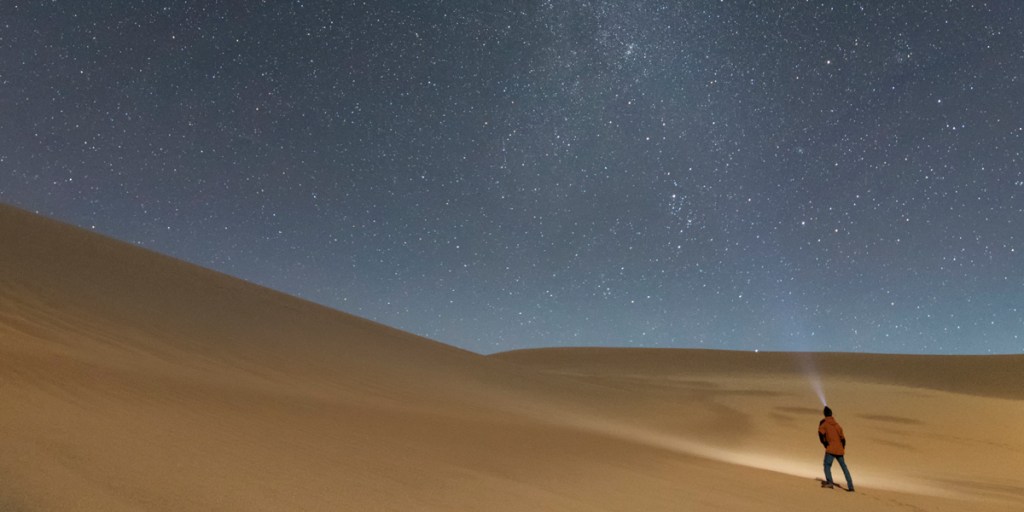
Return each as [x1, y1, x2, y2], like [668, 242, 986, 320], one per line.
[3, 1, 1022, 354]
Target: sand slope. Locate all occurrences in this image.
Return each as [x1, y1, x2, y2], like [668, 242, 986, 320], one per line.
[1, 203, 1022, 511]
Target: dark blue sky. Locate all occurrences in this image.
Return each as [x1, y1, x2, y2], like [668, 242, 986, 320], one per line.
[3, 1, 1022, 354]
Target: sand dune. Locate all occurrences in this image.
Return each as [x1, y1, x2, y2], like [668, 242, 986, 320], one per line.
[496, 349, 1024, 504]
[1, 203, 1022, 511]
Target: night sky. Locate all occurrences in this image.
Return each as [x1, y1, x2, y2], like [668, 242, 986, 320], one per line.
[3, 1, 1023, 355]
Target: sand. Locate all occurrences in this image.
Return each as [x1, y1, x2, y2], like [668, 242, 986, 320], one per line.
[1, 203, 1022, 511]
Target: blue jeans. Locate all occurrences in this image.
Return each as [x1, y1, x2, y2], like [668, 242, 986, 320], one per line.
[824, 453, 854, 490]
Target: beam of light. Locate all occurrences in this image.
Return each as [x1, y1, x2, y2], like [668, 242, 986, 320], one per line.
[796, 352, 827, 406]
[767, 292, 828, 406]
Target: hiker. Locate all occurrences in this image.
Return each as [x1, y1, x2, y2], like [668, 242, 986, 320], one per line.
[818, 406, 854, 491]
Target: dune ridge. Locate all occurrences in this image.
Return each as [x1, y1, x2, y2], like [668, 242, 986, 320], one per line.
[2, 203, 1022, 511]
[494, 347, 1024, 400]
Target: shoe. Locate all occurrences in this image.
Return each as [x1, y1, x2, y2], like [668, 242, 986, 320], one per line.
[821, 482, 834, 489]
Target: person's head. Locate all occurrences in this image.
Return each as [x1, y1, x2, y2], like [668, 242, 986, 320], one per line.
[823, 406, 833, 417]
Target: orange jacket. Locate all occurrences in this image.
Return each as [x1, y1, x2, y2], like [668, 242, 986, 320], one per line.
[818, 416, 846, 456]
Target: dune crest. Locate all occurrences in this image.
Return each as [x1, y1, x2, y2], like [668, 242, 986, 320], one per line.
[2, 204, 1021, 511]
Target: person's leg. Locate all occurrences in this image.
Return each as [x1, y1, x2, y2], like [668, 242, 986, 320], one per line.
[823, 453, 835, 485]
[836, 456, 854, 491]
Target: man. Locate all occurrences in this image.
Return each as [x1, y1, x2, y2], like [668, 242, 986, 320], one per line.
[818, 406, 854, 491]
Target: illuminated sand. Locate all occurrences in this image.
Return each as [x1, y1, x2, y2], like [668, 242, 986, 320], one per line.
[1, 203, 1022, 511]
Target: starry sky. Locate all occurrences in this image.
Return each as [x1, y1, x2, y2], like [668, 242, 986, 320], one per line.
[3, 1, 1023, 355]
